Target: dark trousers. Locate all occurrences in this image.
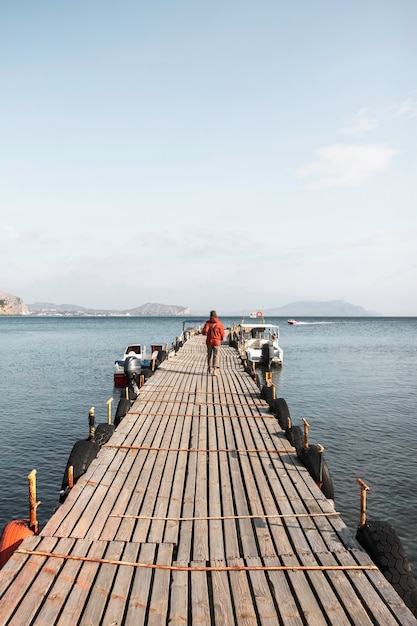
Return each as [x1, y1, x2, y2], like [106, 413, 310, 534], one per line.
[207, 345, 220, 369]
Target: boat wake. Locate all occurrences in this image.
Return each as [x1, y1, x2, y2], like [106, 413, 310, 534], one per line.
[294, 321, 334, 325]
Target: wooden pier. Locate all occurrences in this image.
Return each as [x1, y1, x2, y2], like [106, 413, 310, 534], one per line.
[1, 334, 416, 625]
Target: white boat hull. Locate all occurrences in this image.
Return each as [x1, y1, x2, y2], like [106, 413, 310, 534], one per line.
[236, 323, 284, 368]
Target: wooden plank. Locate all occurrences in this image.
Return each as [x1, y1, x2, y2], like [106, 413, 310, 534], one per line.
[123, 542, 156, 625]
[210, 562, 236, 623]
[116, 401, 177, 543]
[147, 543, 174, 625]
[222, 414, 261, 558]
[174, 410, 199, 563]
[98, 541, 141, 626]
[190, 563, 211, 624]
[263, 555, 304, 626]
[99, 399, 170, 539]
[227, 557, 258, 625]
[207, 395, 225, 562]
[147, 415, 186, 544]
[28, 538, 93, 625]
[246, 556, 280, 625]
[193, 413, 209, 562]
[75, 540, 125, 626]
[163, 423, 194, 547]
[215, 398, 241, 560]
[169, 562, 188, 624]
[55, 539, 108, 625]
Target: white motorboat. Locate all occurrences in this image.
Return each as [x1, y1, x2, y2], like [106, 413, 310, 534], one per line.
[237, 323, 283, 367]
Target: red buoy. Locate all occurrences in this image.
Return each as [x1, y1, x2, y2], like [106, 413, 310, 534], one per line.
[0, 518, 34, 569]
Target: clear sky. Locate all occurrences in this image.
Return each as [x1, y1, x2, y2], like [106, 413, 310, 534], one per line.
[1, 1, 416, 315]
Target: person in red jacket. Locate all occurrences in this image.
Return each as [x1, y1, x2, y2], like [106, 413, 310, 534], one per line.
[202, 310, 225, 375]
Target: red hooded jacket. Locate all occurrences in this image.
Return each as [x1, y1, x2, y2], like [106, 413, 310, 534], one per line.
[202, 316, 225, 347]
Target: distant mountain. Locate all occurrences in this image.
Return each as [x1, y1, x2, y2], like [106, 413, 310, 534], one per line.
[125, 302, 190, 316]
[264, 300, 379, 317]
[27, 301, 190, 316]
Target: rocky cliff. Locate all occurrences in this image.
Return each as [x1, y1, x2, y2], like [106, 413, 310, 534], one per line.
[0, 290, 30, 315]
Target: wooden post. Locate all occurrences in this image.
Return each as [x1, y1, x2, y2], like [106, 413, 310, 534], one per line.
[68, 465, 74, 490]
[106, 397, 113, 424]
[88, 407, 95, 440]
[28, 470, 39, 534]
[357, 478, 370, 528]
[302, 418, 310, 449]
[265, 372, 276, 399]
[317, 444, 324, 484]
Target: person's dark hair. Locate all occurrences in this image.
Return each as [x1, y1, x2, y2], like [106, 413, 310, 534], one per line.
[210, 310, 217, 317]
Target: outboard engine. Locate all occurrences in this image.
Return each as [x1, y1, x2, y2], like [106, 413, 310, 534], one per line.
[261, 342, 274, 368]
[124, 355, 141, 398]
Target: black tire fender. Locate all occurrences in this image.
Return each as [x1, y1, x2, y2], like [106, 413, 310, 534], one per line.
[356, 520, 417, 617]
[157, 350, 167, 363]
[270, 397, 291, 431]
[94, 423, 115, 447]
[298, 445, 335, 500]
[115, 398, 132, 427]
[60, 439, 100, 502]
[286, 425, 304, 454]
[260, 384, 275, 404]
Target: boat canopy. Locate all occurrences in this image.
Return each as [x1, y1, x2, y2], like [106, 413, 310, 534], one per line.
[239, 324, 279, 331]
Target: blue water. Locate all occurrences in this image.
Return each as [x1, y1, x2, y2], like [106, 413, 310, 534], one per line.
[0, 316, 416, 574]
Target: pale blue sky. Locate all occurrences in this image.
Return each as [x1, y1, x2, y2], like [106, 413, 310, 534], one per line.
[1, 1, 416, 314]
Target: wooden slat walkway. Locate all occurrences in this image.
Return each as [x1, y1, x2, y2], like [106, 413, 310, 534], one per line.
[1, 335, 416, 625]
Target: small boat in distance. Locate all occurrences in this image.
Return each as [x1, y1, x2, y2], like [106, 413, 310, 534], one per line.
[287, 319, 298, 325]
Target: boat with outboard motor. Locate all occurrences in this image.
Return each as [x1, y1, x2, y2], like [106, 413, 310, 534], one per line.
[287, 319, 298, 325]
[113, 343, 164, 387]
[237, 323, 283, 367]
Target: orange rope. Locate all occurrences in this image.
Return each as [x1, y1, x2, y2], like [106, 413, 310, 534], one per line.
[103, 444, 294, 454]
[130, 399, 264, 406]
[15, 549, 378, 572]
[102, 444, 294, 455]
[109, 511, 340, 521]
[128, 411, 275, 419]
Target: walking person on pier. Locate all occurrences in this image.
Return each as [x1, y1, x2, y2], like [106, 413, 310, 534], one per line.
[202, 310, 225, 375]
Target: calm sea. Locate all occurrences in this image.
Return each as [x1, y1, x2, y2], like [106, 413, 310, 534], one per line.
[0, 316, 416, 574]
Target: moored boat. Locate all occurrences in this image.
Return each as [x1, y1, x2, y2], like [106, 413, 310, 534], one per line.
[237, 323, 283, 367]
[113, 344, 163, 387]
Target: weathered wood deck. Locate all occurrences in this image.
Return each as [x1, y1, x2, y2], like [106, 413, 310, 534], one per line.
[1, 334, 416, 625]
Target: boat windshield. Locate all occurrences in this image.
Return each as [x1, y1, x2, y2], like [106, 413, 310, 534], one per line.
[126, 345, 141, 354]
[240, 326, 279, 341]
